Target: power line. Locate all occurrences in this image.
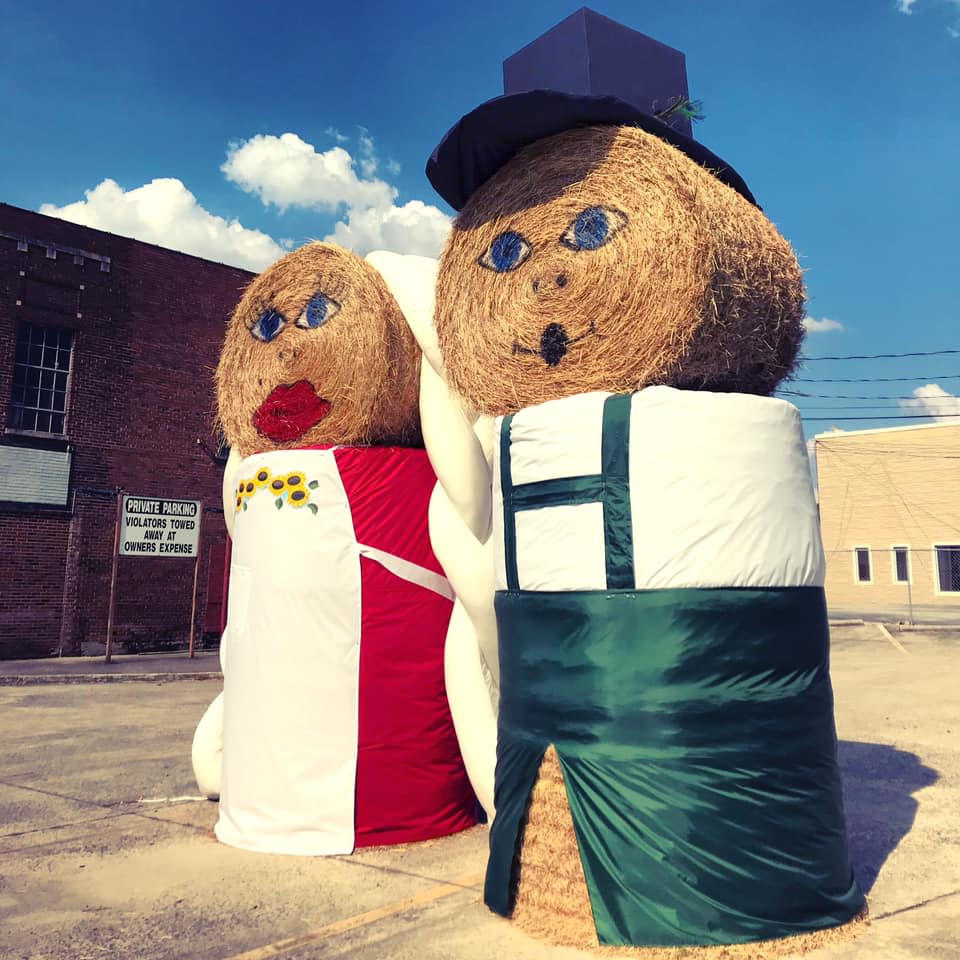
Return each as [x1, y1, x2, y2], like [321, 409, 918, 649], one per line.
[818, 445, 960, 538]
[793, 373, 960, 383]
[813, 444, 960, 459]
[800, 349, 960, 361]
[803, 413, 960, 421]
[780, 390, 957, 400]
[799, 402, 960, 410]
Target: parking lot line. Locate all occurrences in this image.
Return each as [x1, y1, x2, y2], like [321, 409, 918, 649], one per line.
[222, 870, 484, 960]
[875, 622, 910, 654]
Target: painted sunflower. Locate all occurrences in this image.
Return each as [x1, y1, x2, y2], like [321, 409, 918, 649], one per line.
[287, 487, 311, 508]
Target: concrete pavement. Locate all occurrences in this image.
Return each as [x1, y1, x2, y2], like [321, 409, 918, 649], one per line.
[828, 605, 960, 626]
[0, 625, 957, 959]
[0, 649, 222, 684]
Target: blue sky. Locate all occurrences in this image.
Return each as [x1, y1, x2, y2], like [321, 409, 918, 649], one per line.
[2, 0, 958, 436]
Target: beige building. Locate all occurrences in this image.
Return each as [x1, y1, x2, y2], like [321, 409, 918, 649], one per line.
[815, 421, 960, 622]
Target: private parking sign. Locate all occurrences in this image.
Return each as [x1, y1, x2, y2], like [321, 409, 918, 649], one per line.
[120, 496, 202, 557]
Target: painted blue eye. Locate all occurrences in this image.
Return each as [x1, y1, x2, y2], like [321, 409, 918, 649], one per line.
[251, 308, 285, 342]
[560, 206, 628, 251]
[296, 293, 341, 330]
[478, 230, 532, 272]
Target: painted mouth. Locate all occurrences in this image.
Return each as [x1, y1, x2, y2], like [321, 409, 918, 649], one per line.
[252, 380, 331, 442]
[513, 321, 600, 366]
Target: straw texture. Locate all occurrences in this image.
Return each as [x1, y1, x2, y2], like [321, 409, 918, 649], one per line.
[510, 747, 596, 942]
[435, 125, 805, 417]
[509, 749, 867, 957]
[217, 242, 422, 457]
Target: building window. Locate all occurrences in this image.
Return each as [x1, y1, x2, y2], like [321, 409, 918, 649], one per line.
[893, 546, 910, 583]
[854, 547, 872, 583]
[935, 545, 960, 593]
[9, 324, 72, 435]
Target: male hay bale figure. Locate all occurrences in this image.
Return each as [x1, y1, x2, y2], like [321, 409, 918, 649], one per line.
[425, 8, 865, 953]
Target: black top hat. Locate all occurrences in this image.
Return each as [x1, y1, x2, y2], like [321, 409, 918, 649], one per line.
[426, 8, 757, 211]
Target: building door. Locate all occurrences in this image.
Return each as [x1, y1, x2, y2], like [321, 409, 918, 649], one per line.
[203, 540, 230, 636]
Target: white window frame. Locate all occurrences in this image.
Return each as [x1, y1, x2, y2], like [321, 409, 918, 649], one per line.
[853, 546, 872, 585]
[8, 322, 74, 437]
[890, 545, 911, 584]
[932, 543, 960, 595]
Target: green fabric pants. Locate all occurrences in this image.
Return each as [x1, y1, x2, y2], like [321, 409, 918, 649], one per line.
[485, 586, 865, 947]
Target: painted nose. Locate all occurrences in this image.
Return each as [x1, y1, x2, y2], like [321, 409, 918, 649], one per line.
[532, 273, 569, 294]
[539, 323, 569, 366]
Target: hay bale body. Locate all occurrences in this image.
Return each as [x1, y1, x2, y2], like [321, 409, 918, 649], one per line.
[433, 128, 863, 949]
[511, 751, 867, 958]
[435, 125, 805, 417]
[217, 242, 422, 458]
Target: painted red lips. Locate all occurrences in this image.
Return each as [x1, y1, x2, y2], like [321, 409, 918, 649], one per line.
[252, 380, 331, 442]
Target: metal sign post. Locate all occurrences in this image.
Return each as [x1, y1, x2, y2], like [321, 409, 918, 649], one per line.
[906, 553, 914, 626]
[104, 489, 123, 664]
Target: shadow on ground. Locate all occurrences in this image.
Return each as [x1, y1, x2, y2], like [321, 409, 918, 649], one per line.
[839, 740, 939, 893]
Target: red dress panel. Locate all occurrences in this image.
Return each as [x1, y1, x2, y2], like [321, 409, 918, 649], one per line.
[331, 445, 477, 845]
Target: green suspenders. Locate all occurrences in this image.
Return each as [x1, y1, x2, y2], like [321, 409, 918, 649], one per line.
[499, 394, 635, 591]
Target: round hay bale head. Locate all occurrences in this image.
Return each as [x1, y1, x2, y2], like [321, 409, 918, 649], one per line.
[509, 749, 868, 957]
[435, 125, 805, 418]
[217, 241, 422, 458]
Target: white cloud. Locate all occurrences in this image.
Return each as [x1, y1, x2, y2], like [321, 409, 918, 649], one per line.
[325, 127, 349, 144]
[899, 383, 960, 420]
[808, 426, 846, 461]
[897, 0, 960, 34]
[222, 133, 394, 213]
[327, 199, 452, 258]
[39, 178, 284, 272]
[807, 426, 848, 493]
[357, 130, 378, 178]
[222, 132, 451, 258]
[803, 316, 845, 333]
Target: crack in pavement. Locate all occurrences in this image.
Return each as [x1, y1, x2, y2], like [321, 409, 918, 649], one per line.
[0, 777, 131, 811]
[872, 888, 960, 920]
[330, 848, 486, 891]
[0, 777, 214, 848]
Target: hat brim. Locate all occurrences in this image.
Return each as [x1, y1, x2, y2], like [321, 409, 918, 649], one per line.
[425, 89, 757, 212]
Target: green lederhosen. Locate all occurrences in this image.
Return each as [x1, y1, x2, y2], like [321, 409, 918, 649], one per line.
[484, 394, 865, 947]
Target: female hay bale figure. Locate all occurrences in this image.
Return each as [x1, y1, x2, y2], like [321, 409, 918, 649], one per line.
[424, 10, 865, 954]
[207, 241, 476, 854]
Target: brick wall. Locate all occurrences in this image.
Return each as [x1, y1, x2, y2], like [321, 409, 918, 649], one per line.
[0, 203, 252, 657]
[816, 422, 960, 619]
[0, 513, 69, 657]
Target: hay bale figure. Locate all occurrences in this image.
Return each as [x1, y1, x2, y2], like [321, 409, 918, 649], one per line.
[425, 8, 865, 952]
[206, 242, 476, 854]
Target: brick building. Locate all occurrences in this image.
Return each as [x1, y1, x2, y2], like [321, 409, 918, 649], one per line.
[815, 421, 960, 622]
[0, 203, 253, 658]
